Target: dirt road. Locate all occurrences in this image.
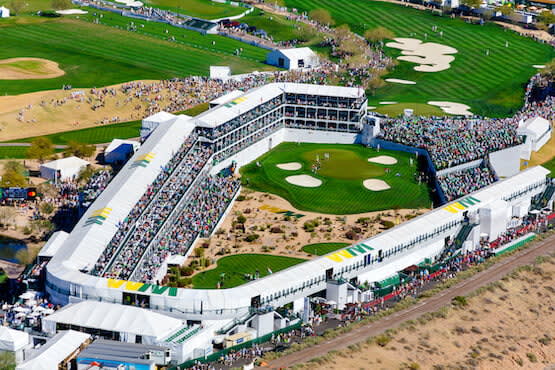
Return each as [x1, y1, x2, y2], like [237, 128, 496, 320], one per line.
[267, 233, 555, 369]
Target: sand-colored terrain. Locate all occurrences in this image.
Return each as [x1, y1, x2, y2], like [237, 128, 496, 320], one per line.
[379, 101, 398, 105]
[363, 179, 391, 191]
[428, 101, 473, 116]
[276, 162, 302, 171]
[386, 38, 457, 73]
[189, 190, 429, 268]
[0, 80, 160, 141]
[285, 174, 322, 187]
[385, 78, 416, 85]
[312, 257, 555, 370]
[0, 58, 65, 80]
[368, 155, 398, 165]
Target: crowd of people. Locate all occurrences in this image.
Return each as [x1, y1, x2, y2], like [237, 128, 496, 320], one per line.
[380, 73, 554, 172]
[438, 165, 497, 201]
[131, 173, 240, 283]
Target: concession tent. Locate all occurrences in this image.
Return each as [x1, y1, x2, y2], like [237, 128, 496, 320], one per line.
[16, 330, 89, 370]
[104, 139, 140, 164]
[518, 116, 552, 157]
[266, 47, 320, 70]
[42, 301, 184, 344]
[0, 326, 29, 353]
[39, 156, 89, 182]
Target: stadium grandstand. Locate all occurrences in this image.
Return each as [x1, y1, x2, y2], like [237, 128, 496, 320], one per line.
[44, 82, 555, 363]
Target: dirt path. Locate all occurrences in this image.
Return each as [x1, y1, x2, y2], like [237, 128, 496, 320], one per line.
[266, 233, 555, 369]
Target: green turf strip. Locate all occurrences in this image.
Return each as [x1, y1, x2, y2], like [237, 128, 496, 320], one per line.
[301, 242, 349, 256]
[0, 17, 272, 95]
[285, 0, 554, 117]
[192, 254, 306, 289]
[240, 142, 431, 214]
[143, 0, 244, 19]
[4, 120, 142, 145]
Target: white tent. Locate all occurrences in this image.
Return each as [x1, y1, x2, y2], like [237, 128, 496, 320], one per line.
[104, 139, 140, 164]
[38, 231, 69, 262]
[16, 330, 89, 370]
[0, 327, 30, 352]
[266, 47, 320, 70]
[0, 6, 10, 18]
[141, 111, 177, 138]
[42, 301, 184, 344]
[517, 116, 551, 155]
[210, 66, 231, 81]
[39, 157, 89, 181]
[209, 90, 244, 108]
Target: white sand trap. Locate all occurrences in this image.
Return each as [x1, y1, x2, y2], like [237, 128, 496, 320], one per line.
[368, 106, 376, 110]
[533, 65, 545, 68]
[379, 101, 398, 105]
[276, 162, 302, 171]
[386, 38, 457, 73]
[286, 175, 322, 188]
[385, 78, 416, 85]
[368, 155, 398, 165]
[56, 9, 88, 14]
[363, 179, 391, 191]
[428, 101, 473, 116]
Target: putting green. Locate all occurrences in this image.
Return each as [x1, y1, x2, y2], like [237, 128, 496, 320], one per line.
[240, 142, 431, 214]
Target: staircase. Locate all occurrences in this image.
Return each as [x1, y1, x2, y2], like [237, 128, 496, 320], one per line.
[532, 184, 555, 210]
[165, 325, 201, 344]
[438, 222, 475, 262]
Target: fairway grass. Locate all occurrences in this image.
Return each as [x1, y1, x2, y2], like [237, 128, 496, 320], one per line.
[144, 0, 244, 19]
[285, 0, 554, 117]
[301, 242, 349, 256]
[240, 142, 431, 214]
[372, 102, 446, 117]
[3, 120, 141, 145]
[192, 254, 306, 289]
[0, 17, 271, 95]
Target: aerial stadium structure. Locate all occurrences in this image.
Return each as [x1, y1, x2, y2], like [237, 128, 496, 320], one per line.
[44, 82, 554, 363]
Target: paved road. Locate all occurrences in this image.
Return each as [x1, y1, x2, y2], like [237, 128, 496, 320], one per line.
[267, 234, 555, 369]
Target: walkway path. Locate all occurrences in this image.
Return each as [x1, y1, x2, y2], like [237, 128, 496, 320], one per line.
[266, 233, 555, 368]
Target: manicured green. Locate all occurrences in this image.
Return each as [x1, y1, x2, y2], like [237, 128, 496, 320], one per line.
[192, 253, 306, 289]
[541, 156, 555, 178]
[372, 102, 447, 117]
[241, 9, 317, 42]
[301, 242, 349, 256]
[285, 0, 555, 117]
[240, 142, 431, 214]
[144, 0, 245, 19]
[0, 17, 272, 95]
[4, 120, 142, 145]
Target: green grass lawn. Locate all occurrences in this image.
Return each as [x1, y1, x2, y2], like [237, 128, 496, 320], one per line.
[301, 242, 349, 256]
[372, 102, 447, 117]
[175, 102, 210, 117]
[285, 0, 555, 117]
[240, 142, 431, 214]
[192, 253, 306, 289]
[241, 9, 316, 42]
[3, 120, 142, 145]
[0, 16, 272, 95]
[144, 0, 244, 19]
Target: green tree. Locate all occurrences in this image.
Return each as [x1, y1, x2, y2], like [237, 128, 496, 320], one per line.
[461, 0, 482, 9]
[366, 77, 386, 95]
[0, 169, 27, 187]
[364, 26, 394, 43]
[0, 207, 16, 229]
[65, 140, 95, 158]
[309, 9, 334, 25]
[39, 202, 55, 216]
[3, 161, 26, 176]
[540, 58, 555, 80]
[495, 4, 514, 16]
[51, 0, 72, 10]
[8, 0, 25, 15]
[26, 137, 54, 162]
[194, 247, 205, 258]
[537, 11, 555, 25]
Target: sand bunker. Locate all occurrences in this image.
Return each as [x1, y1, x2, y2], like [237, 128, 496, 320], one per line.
[379, 101, 398, 105]
[368, 106, 376, 110]
[385, 78, 416, 85]
[368, 155, 398, 165]
[386, 38, 457, 73]
[363, 179, 391, 191]
[286, 175, 322, 188]
[428, 101, 473, 116]
[276, 162, 302, 171]
[0, 58, 65, 80]
[533, 65, 545, 68]
[56, 9, 88, 14]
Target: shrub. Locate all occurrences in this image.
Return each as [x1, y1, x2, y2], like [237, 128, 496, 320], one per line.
[182, 266, 195, 276]
[236, 215, 247, 224]
[245, 234, 260, 242]
[380, 220, 395, 229]
[270, 226, 284, 233]
[452, 295, 468, 307]
[526, 353, 537, 363]
[375, 334, 392, 347]
[236, 195, 246, 201]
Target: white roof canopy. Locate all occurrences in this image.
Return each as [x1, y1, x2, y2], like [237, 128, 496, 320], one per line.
[42, 301, 184, 340]
[0, 327, 30, 352]
[41, 156, 89, 171]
